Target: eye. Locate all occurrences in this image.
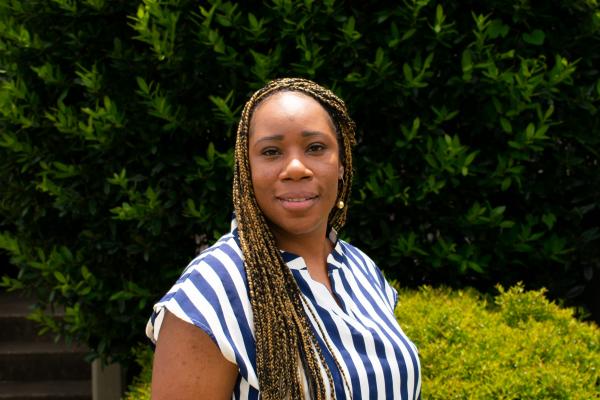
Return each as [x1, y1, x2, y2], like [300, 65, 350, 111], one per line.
[307, 143, 326, 153]
[261, 147, 280, 157]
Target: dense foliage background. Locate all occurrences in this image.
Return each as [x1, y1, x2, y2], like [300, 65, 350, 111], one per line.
[1, 0, 599, 365]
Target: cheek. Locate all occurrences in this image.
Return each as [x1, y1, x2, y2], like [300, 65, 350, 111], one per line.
[325, 155, 342, 183]
[248, 154, 263, 186]
[250, 164, 275, 191]
[320, 163, 342, 199]
[249, 162, 277, 214]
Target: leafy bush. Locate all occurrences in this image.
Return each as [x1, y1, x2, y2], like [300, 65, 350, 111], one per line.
[1, 0, 599, 363]
[123, 285, 600, 399]
[123, 345, 153, 400]
[395, 284, 600, 399]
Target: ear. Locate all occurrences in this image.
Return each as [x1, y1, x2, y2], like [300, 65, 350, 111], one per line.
[338, 165, 344, 180]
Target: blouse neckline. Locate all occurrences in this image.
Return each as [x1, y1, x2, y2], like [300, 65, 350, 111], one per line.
[230, 215, 345, 271]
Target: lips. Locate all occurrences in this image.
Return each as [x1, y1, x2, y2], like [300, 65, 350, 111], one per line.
[280, 196, 317, 202]
[277, 192, 318, 201]
[276, 193, 318, 211]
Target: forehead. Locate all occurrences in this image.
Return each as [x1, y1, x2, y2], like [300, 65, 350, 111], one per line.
[249, 91, 335, 134]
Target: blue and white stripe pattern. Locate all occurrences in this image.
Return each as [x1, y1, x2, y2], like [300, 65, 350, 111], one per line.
[147, 221, 421, 399]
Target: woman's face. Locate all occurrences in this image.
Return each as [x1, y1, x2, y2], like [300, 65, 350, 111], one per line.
[248, 91, 343, 242]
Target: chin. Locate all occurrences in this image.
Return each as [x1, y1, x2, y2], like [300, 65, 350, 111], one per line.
[269, 218, 326, 238]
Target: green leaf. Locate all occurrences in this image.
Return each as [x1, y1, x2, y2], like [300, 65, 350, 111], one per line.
[401, 28, 416, 42]
[468, 261, 484, 273]
[136, 77, 149, 94]
[402, 63, 413, 81]
[507, 140, 523, 149]
[81, 266, 92, 281]
[500, 117, 512, 133]
[54, 271, 67, 284]
[487, 19, 509, 38]
[465, 151, 478, 166]
[491, 206, 506, 217]
[424, 154, 438, 168]
[542, 213, 556, 230]
[248, 13, 258, 28]
[340, 16, 361, 41]
[0, 232, 21, 255]
[525, 123, 535, 139]
[461, 49, 472, 80]
[375, 47, 384, 67]
[522, 29, 545, 45]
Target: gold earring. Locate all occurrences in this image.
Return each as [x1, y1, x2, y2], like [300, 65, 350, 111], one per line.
[337, 200, 345, 209]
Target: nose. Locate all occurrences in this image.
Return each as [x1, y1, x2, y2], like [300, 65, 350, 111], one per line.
[280, 156, 313, 181]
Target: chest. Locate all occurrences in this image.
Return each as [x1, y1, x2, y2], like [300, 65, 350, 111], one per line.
[291, 268, 419, 399]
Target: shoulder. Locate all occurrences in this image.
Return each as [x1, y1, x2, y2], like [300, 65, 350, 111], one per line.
[180, 231, 246, 282]
[338, 240, 383, 284]
[147, 231, 251, 344]
[147, 229, 258, 385]
[337, 239, 399, 312]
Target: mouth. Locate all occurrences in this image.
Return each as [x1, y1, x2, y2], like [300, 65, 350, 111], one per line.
[279, 196, 318, 202]
[276, 194, 319, 210]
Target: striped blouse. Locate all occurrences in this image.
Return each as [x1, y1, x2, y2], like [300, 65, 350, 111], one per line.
[146, 220, 421, 399]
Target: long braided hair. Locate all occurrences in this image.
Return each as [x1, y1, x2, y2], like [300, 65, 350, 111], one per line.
[232, 78, 357, 399]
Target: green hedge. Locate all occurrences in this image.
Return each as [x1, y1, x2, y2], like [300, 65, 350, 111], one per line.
[1, 1, 599, 363]
[123, 285, 600, 399]
[396, 284, 600, 399]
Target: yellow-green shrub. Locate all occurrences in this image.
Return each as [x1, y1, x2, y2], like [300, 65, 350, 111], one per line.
[396, 284, 599, 399]
[124, 285, 599, 399]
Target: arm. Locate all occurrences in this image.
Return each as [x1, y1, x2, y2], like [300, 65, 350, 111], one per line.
[151, 310, 239, 400]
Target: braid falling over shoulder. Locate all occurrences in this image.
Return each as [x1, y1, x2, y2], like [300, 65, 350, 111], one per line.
[232, 78, 357, 399]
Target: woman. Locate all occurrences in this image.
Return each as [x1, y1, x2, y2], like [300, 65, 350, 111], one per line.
[147, 78, 421, 399]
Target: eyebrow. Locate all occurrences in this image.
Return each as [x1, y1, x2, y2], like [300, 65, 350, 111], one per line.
[254, 130, 325, 144]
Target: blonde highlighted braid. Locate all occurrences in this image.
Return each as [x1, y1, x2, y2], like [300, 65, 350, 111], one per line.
[232, 78, 357, 399]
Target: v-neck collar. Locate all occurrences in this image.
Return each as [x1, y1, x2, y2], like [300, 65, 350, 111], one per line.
[230, 216, 344, 271]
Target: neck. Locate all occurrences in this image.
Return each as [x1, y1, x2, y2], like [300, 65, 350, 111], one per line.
[270, 226, 333, 273]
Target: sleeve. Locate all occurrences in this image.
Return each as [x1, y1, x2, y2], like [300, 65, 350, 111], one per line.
[145, 248, 256, 383]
